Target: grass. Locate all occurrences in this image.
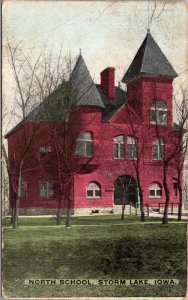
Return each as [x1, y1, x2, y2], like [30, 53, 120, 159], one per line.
[2, 215, 187, 297]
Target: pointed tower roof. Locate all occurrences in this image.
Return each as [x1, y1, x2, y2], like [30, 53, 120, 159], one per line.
[70, 54, 105, 108]
[122, 31, 178, 83]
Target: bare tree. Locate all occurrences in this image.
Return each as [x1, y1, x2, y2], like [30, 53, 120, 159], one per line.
[172, 87, 188, 221]
[3, 41, 66, 228]
[151, 96, 186, 224]
[112, 104, 146, 222]
[27, 52, 98, 227]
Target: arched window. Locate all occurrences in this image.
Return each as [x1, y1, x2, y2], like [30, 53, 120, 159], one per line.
[86, 182, 101, 198]
[152, 139, 164, 160]
[75, 132, 93, 157]
[127, 137, 137, 160]
[150, 101, 167, 125]
[113, 135, 124, 159]
[149, 183, 162, 198]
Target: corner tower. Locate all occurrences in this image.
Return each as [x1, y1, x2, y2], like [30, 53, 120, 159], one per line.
[122, 31, 178, 126]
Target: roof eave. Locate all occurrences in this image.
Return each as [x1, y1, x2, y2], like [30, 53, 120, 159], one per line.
[122, 72, 178, 84]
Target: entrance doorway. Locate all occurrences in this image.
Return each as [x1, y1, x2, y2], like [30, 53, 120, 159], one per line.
[114, 175, 138, 206]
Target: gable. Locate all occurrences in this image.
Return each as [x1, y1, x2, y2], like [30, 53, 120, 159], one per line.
[107, 103, 141, 125]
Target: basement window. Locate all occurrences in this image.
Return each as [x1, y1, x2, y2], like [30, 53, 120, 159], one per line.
[149, 183, 162, 198]
[86, 182, 101, 198]
[39, 182, 54, 199]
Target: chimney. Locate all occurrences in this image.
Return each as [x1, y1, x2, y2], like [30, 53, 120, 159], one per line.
[100, 67, 115, 99]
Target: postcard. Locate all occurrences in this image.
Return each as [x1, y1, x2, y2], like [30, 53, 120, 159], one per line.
[2, 1, 188, 299]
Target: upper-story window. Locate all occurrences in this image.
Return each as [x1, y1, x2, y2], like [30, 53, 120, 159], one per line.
[150, 101, 167, 125]
[75, 132, 93, 157]
[152, 139, 164, 160]
[113, 135, 124, 159]
[127, 137, 137, 160]
[86, 182, 101, 198]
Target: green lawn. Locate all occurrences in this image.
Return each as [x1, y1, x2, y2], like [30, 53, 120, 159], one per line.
[2, 215, 187, 297]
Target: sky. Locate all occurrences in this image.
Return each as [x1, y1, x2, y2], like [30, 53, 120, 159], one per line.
[2, 0, 188, 129]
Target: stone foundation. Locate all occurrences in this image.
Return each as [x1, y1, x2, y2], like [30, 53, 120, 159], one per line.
[17, 207, 113, 216]
[18, 208, 70, 216]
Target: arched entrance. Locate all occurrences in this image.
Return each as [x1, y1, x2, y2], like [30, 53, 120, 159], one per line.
[114, 175, 138, 206]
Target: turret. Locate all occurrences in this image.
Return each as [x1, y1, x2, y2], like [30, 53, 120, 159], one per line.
[122, 31, 178, 126]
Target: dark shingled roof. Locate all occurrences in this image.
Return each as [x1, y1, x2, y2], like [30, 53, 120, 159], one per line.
[71, 55, 105, 108]
[122, 32, 178, 83]
[5, 55, 105, 138]
[102, 104, 125, 122]
[95, 84, 127, 122]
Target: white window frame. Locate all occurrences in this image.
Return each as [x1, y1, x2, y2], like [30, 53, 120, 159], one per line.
[150, 101, 167, 125]
[39, 181, 54, 199]
[19, 177, 27, 198]
[86, 182, 101, 199]
[75, 132, 93, 157]
[113, 135, 124, 159]
[173, 179, 178, 197]
[152, 139, 164, 160]
[127, 137, 137, 160]
[149, 183, 162, 198]
[39, 146, 52, 153]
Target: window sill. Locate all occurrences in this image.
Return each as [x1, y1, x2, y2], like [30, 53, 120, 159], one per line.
[152, 158, 163, 161]
[40, 198, 55, 200]
[150, 122, 167, 126]
[86, 197, 101, 199]
[128, 158, 137, 160]
[74, 154, 93, 158]
[113, 158, 125, 160]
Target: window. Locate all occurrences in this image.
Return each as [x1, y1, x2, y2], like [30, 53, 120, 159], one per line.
[113, 135, 124, 159]
[173, 179, 178, 196]
[39, 146, 52, 153]
[150, 101, 167, 125]
[127, 137, 137, 160]
[149, 183, 162, 198]
[152, 139, 164, 160]
[39, 182, 54, 199]
[19, 177, 27, 198]
[75, 132, 93, 157]
[86, 182, 101, 198]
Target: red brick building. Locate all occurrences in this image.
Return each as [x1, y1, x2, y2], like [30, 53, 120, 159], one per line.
[5, 32, 182, 215]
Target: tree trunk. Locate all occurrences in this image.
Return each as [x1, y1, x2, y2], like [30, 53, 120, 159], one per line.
[12, 161, 23, 229]
[135, 170, 145, 222]
[12, 197, 19, 229]
[10, 207, 13, 224]
[56, 206, 62, 225]
[177, 180, 183, 221]
[162, 166, 170, 224]
[65, 207, 72, 228]
[139, 188, 145, 222]
[121, 196, 126, 220]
